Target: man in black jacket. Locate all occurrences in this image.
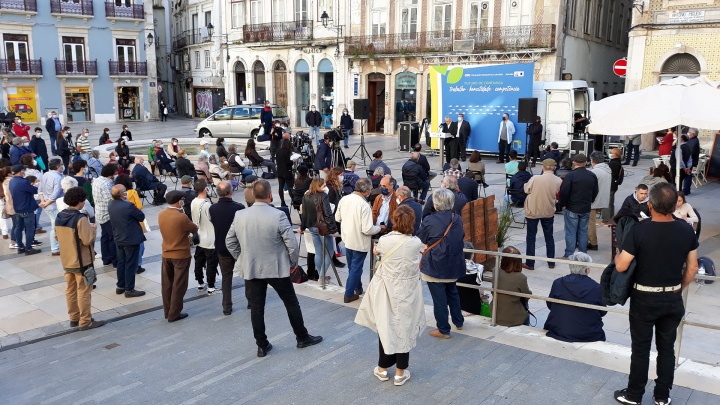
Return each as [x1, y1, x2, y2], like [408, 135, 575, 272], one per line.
[314, 133, 332, 178]
[458, 171, 478, 202]
[558, 154, 598, 258]
[209, 181, 245, 315]
[670, 134, 692, 190]
[131, 157, 168, 205]
[508, 161, 532, 205]
[388, 187, 423, 235]
[305, 105, 322, 144]
[401, 152, 429, 201]
[618, 184, 650, 220]
[179, 175, 197, 218]
[440, 116, 458, 164]
[682, 128, 700, 195]
[541, 142, 562, 169]
[457, 113, 471, 161]
[30, 127, 49, 172]
[108, 184, 146, 298]
[604, 147, 624, 222]
[526, 116, 543, 167]
[45, 111, 62, 155]
[413, 143, 437, 182]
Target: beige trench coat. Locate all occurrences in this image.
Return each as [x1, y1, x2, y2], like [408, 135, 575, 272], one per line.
[355, 232, 426, 354]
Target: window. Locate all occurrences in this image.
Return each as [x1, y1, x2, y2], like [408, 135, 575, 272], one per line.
[214, 108, 232, 120]
[469, 1, 490, 29]
[63, 36, 85, 72]
[195, 50, 200, 69]
[617, 4, 624, 44]
[116, 38, 136, 73]
[400, 3, 418, 35]
[595, 0, 603, 38]
[192, 13, 198, 32]
[204, 50, 211, 68]
[232, 107, 250, 119]
[434, 2, 452, 32]
[273, 0, 285, 22]
[204, 11, 211, 27]
[569, 0, 578, 30]
[295, 0, 308, 21]
[250, 0, 261, 24]
[371, 11, 387, 36]
[606, 0, 614, 42]
[583, 0, 591, 34]
[3, 34, 29, 73]
[231, 1, 244, 28]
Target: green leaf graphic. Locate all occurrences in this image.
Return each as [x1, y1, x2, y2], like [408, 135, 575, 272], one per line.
[432, 66, 448, 75]
[446, 68, 464, 84]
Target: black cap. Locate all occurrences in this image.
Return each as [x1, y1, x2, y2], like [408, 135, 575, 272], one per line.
[297, 165, 309, 174]
[572, 154, 588, 163]
[165, 190, 185, 205]
[11, 164, 27, 174]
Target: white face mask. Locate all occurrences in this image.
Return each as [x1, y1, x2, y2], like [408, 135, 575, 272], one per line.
[311, 108, 316, 111]
[17, 120, 22, 124]
[173, 141, 178, 145]
[24, 142, 29, 147]
[396, 197, 402, 205]
[32, 159, 37, 166]
[338, 175, 344, 183]
[322, 186, 329, 194]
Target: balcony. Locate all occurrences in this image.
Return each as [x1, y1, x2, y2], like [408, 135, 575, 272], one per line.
[109, 60, 147, 76]
[243, 20, 312, 43]
[105, 1, 144, 20]
[171, 29, 211, 51]
[345, 24, 556, 57]
[0, 58, 42, 76]
[54, 59, 98, 76]
[50, 0, 94, 18]
[0, 0, 38, 13]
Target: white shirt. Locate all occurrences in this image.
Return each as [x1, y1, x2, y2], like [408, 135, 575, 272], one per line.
[190, 197, 215, 249]
[375, 194, 391, 226]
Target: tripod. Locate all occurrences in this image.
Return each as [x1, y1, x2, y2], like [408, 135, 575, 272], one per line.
[331, 144, 346, 169]
[350, 119, 372, 166]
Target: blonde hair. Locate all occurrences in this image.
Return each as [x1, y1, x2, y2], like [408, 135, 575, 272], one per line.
[308, 177, 326, 194]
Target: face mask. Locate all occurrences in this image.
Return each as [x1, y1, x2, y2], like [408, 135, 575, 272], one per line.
[381, 188, 389, 196]
[502, 117, 507, 121]
[458, 117, 463, 121]
[173, 141, 177, 145]
[396, 197, 402, 205]
[608, 153, 613, 159]
[323, 186, 329, 194]
[24, 142, 29, 147]
[338, 175, 344, 183]
[36, 132, 42, 137]
[32, 160, 37, 167]
[311, 108, 316, 111]
[223, 142, 227, 146]
[60, 166, 64, 173]
[113, 174, 118, 180]
[343, 111, 348, 115]
[17, 120, 22, 123]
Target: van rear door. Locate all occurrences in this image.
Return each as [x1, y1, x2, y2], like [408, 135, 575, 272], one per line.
[545, 90, 573, 149]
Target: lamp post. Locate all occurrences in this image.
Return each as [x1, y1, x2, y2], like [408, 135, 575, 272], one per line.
[206, 23, 231, 63]
[320, 9, 343, 58]
[144, 32, 154, 49]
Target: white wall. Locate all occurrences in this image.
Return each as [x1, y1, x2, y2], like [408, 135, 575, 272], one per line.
[564, 36, 626, 99]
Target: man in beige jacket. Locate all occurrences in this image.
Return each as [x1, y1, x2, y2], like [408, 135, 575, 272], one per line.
[523, 159, 562, 270]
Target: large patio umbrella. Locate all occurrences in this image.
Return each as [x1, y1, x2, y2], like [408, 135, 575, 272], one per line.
[587, 76, 720, 187]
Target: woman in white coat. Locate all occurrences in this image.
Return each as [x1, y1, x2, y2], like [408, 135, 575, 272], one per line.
[355, 205, 425, 386]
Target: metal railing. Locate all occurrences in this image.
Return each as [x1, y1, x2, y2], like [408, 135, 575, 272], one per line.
[243, 20, 313, 43]
[345, 24, 556, 56]
[104, 1, 143, 19]
[54, 59, 98, 76]
[0, 0, 37, 12]
[108, 60, 147, 76]
[0, 58, 42, 75]
[50, 0, 94, 16]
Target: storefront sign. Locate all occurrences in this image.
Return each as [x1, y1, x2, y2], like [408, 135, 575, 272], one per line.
[395, 73, 417, 90]
[301, 47, 324, 54]
[668, 11, 705, 23]
[67, 87, 90, 93]
[7, 86, 38, 122]
[353, 76, 359, 96]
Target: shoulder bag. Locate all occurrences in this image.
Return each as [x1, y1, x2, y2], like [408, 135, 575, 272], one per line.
[373, 235, 411, 272]
[73, 215, 96, 287]
[315, 193, 330, 236]
[419, 213, 454, 269]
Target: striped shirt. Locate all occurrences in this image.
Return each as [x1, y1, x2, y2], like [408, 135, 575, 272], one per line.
[92, 176, 114, 224]
[76, 135, 90, 153]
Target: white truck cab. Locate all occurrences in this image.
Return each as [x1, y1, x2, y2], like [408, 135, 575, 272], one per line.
[533, 80, 594, 150]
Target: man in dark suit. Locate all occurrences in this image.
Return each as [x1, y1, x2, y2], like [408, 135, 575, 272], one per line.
[683, 128, 700, 195]
[422, 176, 468, 219]
[389, 187, 423, 235]
[526, 116, 543, 167]
[457, 113, 471, 162]
[45, 111, 62, 155]
[440, 116, 459, 164]
[401, 152, 430, 201]
[108, 184, 146, 298]
[131, 157, 168, 205]
[458, 171, 479, 202]
[305, 105, 323, 144]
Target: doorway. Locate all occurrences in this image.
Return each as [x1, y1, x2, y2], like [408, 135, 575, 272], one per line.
[253, 61, 266, 104]
[273, 60, 288, 109]
[367, 73, 385, 132]
[235, 61, 246, 104]
[117, 86, 140, 120]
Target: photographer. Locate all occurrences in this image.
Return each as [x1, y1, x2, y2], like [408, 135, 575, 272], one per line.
[340, 109, 353, 149]
[314, 133, 332, 179]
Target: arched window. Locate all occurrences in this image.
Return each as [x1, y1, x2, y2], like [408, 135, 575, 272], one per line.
[660, 53, 700, 81]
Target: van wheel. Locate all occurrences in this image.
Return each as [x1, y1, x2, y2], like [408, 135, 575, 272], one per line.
[199, 128, 211, 138]
[250, 129, 259, 140]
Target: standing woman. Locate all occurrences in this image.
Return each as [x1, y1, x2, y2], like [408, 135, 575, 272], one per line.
[0, 166, 15, 241]
[340, 108, 353, 149]
[325, 166, 346, 268]
[300, 178, 338, 279]
[114, 174, 146, 273]
[115, 138, 131, 170]
[658, 128, 674, 157]
[275, 138, 294, 207]
[355, 205, 425, 386]
[55, 129, 71, 174]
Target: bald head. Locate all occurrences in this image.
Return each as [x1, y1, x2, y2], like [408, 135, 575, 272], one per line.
[111, 184, 127, 200]
[396, 186, 413, 201]
[217, 181, 232, 198]
[134, 156, 144, 165]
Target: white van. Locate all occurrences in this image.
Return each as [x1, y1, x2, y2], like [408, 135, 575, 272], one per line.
[194, 104, 290, 138]
[533, 81, 594, 149]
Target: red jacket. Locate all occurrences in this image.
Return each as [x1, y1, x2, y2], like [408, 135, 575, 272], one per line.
[658, 132, 673, 156]
[13, 123, 30, 139]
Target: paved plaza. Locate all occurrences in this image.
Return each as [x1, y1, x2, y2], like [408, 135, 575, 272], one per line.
[1, 117, 720, 403]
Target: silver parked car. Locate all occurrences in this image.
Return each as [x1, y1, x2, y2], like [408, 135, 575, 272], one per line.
[194, 104, 290, 138]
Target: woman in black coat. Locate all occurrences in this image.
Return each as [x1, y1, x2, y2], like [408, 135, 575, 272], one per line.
[290, 165, 311, 211]
[115, 139, 131, 170]
[55, 129, 71, 174]
[276, 139, 294, 207]
[174, 149, 196, 179]
[300, 177, 338, 281]
[216, 138, 229, 160]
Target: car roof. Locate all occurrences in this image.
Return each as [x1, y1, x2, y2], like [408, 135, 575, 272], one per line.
[225, 104, 284, 108]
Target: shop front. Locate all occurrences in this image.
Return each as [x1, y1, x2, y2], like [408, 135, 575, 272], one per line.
[394, 72, 417, 130]
[65, 86, 92, 122]
[193, 87, 225, 118]
[318, 59, 334, 129]
[117, 86, 140, 121]
[295, 59, 310, 128]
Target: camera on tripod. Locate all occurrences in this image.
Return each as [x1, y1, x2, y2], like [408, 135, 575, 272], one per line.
[325, 127, 345, 143]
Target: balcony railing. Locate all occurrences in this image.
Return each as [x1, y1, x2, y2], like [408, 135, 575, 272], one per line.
[50, 0, 94, 17]
[105, 1, 143, 19]
[0, 0, 37, 12]
[345, 24, 556, 56]
[54, 59, 98, 76]
[109, 60, 147, 76]
[243, 20, 313, 43]
[171, 29, 212, 51]
[0, 58, 42, 75]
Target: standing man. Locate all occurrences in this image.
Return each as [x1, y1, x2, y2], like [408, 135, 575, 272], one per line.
[605, 147, 624, 222]
[314, 133, 332, 179]
[108, 184, 146, 298]
[440, 116, 458, 164]
[340, 108, 354, 149]
[526, 116, 543, 167]
[209, 181, 245, 315]
[670, 134, 692, 189]
[191, 179, 219, 294]
[588, 151, 611, 251]
[30, 127, 49, 171]
[158, 191, 199, 322]
[39, 158, 65, 256]
[76, 129, 91, 162]
[260, 100, 274, 137]
[12, 116, 31, 140]
[372, 175, 399, 227]
[497, 113, 516, 163]
[45, 111, 62, 155]
[305, 104, 322, 144]
[683, 128, 700, 195]
[457, 113, 471, 162]
[523, 159, 562, 270]
[92, 163, 119, 268]
[8, 164, 41, 255]
[613, 183, 698, 405]
[226, 180, 323, 357]
[623, 134, 642, 166]
[56, 187, 104, 330]
[392, 186, 422, 235]
[335, 179, 384, 303]
[558, 154, 598, 258]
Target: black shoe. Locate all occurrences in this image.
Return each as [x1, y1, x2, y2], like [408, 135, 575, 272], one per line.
[344, 145, 349, 149]
[344, 294, 360, 303]
[332, 258, 345, 268]
[70, 320, 79, 327]
[32, 240, 42, 247]
[93, 284, 97, 289]
[223, 309, 232, 316]
[257, 342, 272, 357]
[136, 266, 146, 274]
[587, 244, 599, 251]
[168, 313, 188, 322]
[115, 288, 125, 295]
[614, 389, 640, 405]
[17, 248, 25, 254]
[355, 288, 364, 295]
[297, 335, 323, 349]
[631, 164, 637, 167]
[622, 162, 630, 165]
[25, 248, 41, 256]
[79, 320, 105, 331]
[124, 289, 146, 298]
[482, 183, 489, 188]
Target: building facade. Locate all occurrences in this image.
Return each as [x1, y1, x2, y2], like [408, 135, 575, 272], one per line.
[0, 0, 159, 124]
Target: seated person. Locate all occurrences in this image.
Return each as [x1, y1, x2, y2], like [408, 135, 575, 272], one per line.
[467, 151, 488, 187]
[154, 140, 176, 175]
[639, 167, 668, 191]
[555, 157, 573, 179]
[402, 152, 430, 201]
[443, 158, 463, 179]
[618, 183, 650, 220]
[370, 166, 384, 189]
[87, 150, 104, 179]
[108, 152, 128, 176]
[131, 156, 168, 205]
[507, 161, 532, 206]
[540, 142, 562, 168]
[290, 165, 312, 211]
[208, 155, 230, 186]
[226, 144, 253, 182]
[674, 191, 698, 229]
[195, 155, 211, 180]
[505, 150, 520, 178]
[244, 139, 276, 175]
[174, 149, 196, 179]
[493, 246, 532, 327]
[457, 171, 478, 202]
[544, 252, 607, 343]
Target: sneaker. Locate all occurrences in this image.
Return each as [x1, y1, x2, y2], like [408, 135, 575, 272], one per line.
[198, 283, 207, 291]
[124, 289, 146, 298]
[207, 287, 217, 294]
[25, 248, 41, 256]
[373, 367, 389, 382]
[95, 253, 102, 259]
[32, 240, 42, 247]
[17, 248, 26, 254]
[614, 389, 640, 405]
[9, 243, 18, 249]
[79, 320, 105, 331]
[394, 371, 411, 386]
[429, 329, 451, 339]
[654, 398, 672, 405]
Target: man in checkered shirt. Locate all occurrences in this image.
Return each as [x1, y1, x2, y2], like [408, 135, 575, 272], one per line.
[443, 159, 463, 179]
[92, 163, 118, 267]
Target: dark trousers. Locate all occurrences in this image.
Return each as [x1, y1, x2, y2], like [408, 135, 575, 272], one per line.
[154, 183, 168, 202]
[525, 217, 555, 268]
[682, 170, 693, 195]
[278, 176, 294, 206]
[60, 154, 70, 175]
[194, 246, 219, 288]
[14, 212, 36, 250]
[459, 135, 468, 161]
[245, 277, 309, 348]
[116, 244, 139, 291]
[426, 281, 464, 335]
[99, 221, 117, 266]
[217, 254, 236, 313]
[626, 290, 685, 402]
[49, 133, 57, 155]
[412, 180, 431, 201]
[624, 144, 640, 165]
[378, 338, 409, 370]
[527, 141, 542, 165]
[161, 257, 191, 321]
[498, 139, 511, 162]
[444, 138, 459, 163]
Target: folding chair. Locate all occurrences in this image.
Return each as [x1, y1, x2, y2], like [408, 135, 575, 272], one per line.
[365, 169, 374, 178]
[467, 169, 487, 198]
[195, 170, 216, 201]
[692, 157, 708, 188]
[168, 174, 180, 190]
[247, 157, 266, 176]
[504, 174, 526, 229]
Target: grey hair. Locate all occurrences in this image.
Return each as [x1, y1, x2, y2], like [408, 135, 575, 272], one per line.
[568, 252, 592, 275]
[373, 166, 385, 176]
[198, 155, 207, 162]
[689, 127, 699, 136]
[432, 188, 455, 211]
[217, 181, 232, 197]
[450, 158, 459, 168]
[396, 187, 413, 199]
[589, 151, 605, 164]
[445, 116, 451, 120]
[227, 144, 237, 154]
[208, 155, 218, 165]
[355, 178, 372, 193]
[91, 150, 100, 158]
[441, 176, 459, 191]
[60, 176, 79, 192]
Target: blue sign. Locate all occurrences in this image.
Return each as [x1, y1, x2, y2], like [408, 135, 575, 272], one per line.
[353, 76, 359, 96]
[430, 63, 534, 154]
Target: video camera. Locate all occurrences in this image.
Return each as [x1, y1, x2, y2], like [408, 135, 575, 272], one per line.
[325, 128, 345, 143]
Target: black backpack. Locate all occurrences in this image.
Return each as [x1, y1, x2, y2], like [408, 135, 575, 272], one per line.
[698, 257, 715, 284]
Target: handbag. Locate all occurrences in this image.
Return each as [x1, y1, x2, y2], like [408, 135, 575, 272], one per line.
[73, 215, 96, 286]
[521, 298, 538, 327]
[35, 157, 46, 171]
[419, 213, 454, 268]
[290, 265, 309, 284]
[314, 193, 330, 236]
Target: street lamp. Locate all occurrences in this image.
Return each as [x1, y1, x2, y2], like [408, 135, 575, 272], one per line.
[320, 9, 343, 57]
[206, 23, 230, 63]
[144, 32, 154, 49]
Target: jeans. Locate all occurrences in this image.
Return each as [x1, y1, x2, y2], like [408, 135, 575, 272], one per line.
[116, 244, 140, 291]
[14, 212, 36, 250]
[563, 210, 589, 257]
[45, 207, 59, 253]
[35, 203, 42, 230]
[345, 248, 368, 297]
[310, 228, 334, 278]
[426, 281, 464, 335]
[525, 217, 555, 268]
[498, 139, 511, 162]
[309, 126, 320, 144]
[50, 133, 57, 155]
[99, 221, 118, 266]
[194, 246, 219, 288]
[626, 290, 685, 402]
[343, 130, 351, 147]
[218, 254, 236, 313]
[79, 153, 90, 162]
[624, 144, 640, 165]
[138, 242, 144, 266]
[245, 277, 310, 348]
[682, 171, 693, 195]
